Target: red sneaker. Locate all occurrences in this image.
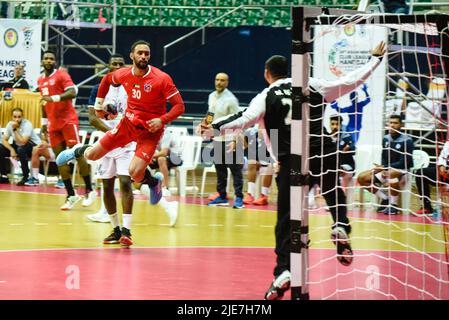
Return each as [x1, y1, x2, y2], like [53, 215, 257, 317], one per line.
[243, 193, 255, 204]
[208, 192, 220, 201]
[208, 192, 228, 201]
[119, 227, 133, 247]
[253, 194, 268, 205]
[415, 208, 432, 216]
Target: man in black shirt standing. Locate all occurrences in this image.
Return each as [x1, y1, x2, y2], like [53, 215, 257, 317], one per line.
[202, 42, 386, 300]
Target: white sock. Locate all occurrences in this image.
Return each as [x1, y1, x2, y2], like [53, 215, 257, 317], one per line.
[375, 190, 388, 200]
[109, 213, 120, 228]
[32, 168, 39, 179]
[159, 196, 168, 206]
[261, 186, 270, 196]
[390, 195, 399, 205]
[122, 213, 132, 230]
[248, 182, 255, 196]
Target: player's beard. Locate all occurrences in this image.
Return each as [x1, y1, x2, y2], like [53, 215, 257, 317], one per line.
[43, 63, 55, 74]
[135, 58, 148, 70]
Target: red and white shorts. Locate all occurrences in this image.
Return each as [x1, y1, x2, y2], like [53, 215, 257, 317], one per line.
[99, 117, 163, 163]
[49, 123, 80, 148]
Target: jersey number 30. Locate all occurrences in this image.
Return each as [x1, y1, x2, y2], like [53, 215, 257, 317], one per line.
[132, 89, 141, 99]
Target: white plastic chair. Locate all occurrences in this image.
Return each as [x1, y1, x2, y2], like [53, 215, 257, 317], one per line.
[200, 166, 231, 196]
[166, 126, 188, 139]
[175, 135, 202, 196]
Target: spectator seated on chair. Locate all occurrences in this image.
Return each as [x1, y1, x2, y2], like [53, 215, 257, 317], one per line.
[414, 141, 449, 216]
[357, 114, 414, 215]
[24, 129, 55, 186]
[148, 128, 183, 196]
[0, 107, 41, 185]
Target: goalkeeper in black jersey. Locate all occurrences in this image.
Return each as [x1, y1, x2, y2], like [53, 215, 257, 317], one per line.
[201, 42, 386, 300]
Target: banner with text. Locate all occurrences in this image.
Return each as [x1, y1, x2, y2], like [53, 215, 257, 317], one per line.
[0, 19, 42, 90]
[313, 24, 388, 173]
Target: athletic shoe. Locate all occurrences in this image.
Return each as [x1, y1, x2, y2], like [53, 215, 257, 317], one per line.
[264, 270, 291, 300]
[55, 143, 84, 166]
[207, 192, 229, 201]
[381, 206, 400, 215]
[377, 199, 389, 212]
[120, 227, 133, 247]
[0, 176, 9, 184]
[60, 194, 82, 211]
[208, 192, 220, 201]
[140, 184, 150, 197]
[208, 196, 229, 206]
[82, 190, 97, 207]
[331, 226, 353, 266]
[54, 179, 65, 189]
[243, 192, 255, 205]
[233, 197, 245, 209]
[253, 194, 268, 205]
[162, 187, 171, 197]
[24, 177, 39, 186]
[149, 172, 164, 205]
[415, 207, 433, 216]
[103, 226, 122, 244]
[87, 208, 110, 223]
[161, 199, 179, 227]
[16, 178, 27, 186]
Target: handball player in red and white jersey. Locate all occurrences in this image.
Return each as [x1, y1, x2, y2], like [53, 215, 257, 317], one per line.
[38, 50, 95, 211]
[56, 40, 185, 215]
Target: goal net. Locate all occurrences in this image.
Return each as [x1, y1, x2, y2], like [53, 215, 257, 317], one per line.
[291, 7, 449, 300]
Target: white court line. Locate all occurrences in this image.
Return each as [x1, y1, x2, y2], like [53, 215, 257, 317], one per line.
[208, 224, 224, 227]
[234, 225, 248, 227]
[259, 225, 274, 228]
[9, 223, 24, 226]
[0, 246, 444, 255]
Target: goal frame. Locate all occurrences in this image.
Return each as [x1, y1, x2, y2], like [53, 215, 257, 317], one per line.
[290, 7, 449, 300]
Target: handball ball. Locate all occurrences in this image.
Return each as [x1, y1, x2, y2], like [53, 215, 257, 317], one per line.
[103, 101, 118, 120]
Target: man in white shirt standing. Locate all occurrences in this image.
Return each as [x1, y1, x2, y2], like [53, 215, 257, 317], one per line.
[0, 107, 41, 185]
[200, 72, 244, 209]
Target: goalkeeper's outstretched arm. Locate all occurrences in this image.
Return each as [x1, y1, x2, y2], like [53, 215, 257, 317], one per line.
[310, 41, 386, 102]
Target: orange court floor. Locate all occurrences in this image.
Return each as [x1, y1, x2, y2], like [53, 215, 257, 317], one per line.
[0, 176, 448, 300]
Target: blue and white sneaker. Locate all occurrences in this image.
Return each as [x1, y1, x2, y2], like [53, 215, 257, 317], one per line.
[54, 179, 65, 189]
[56, 143, 83, 166]
[233, 197, 245, 209]
[149, 172, 164, 205]
[208, 196, 229, 206]
[24, 177, 39, 186]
